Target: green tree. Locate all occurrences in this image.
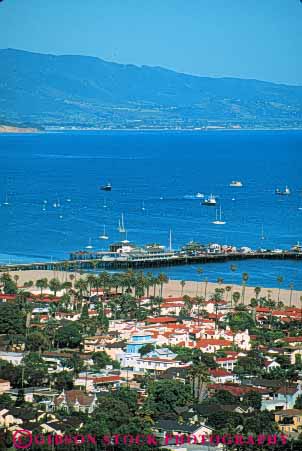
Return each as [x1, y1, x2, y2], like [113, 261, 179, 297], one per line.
[294, 394, 302, 409]
[56, 321, 82, 348]
[0, 273, 17, 294]
[22, 352, 49, 387]
[242, 390, 262, 410]
[35, 277, 48, 296]
[48, 278, 61, 296]
[54, 371, 74, 391]
[25, 331, 50, 352]
[139, 343, 155, 356]
[180, 280, 186, 296]
[92, 351, 120, 370]
[0, 303, 25, 334]
[189, 362, 209, 401]
[277, 276, 284, 302]
[146, 379, 192, 415]
[241, 272, 249, 304]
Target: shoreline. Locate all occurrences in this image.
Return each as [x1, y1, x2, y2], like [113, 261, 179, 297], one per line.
[2, 127, 302, 134]
[7, 269, 302, 308]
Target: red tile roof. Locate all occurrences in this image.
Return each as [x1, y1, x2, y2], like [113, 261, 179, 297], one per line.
[196, 339, 231, 348]
[146, 316, 178, 324]
[210, 368, 233, 377]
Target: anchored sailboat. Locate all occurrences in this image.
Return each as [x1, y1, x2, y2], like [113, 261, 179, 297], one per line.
[212, 206, 226, 225]
[99, 225, 109, 240]
[86, 238, 93, 250]
[3, 193, 9, 206]
[118, 213, 126, 233]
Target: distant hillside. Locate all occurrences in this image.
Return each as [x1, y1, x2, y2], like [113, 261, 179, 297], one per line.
[1, 48, 302, 129]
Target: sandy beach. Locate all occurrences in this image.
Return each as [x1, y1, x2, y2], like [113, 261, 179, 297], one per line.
[5, 269, 302, 307]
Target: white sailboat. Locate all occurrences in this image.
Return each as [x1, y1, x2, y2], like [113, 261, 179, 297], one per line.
[103, 197, 107, 208]
[3, 193, 9, 206]
[118, 213, 126, 233]
[121, 230, 130, 244]
[142, 201, 146, 211]
[99, 225, 109, 240]
[212, 206, 226, 225]
[261, 224, 265, 240]
[86, 238, 93, 250]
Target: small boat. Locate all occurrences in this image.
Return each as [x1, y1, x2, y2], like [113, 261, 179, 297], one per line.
[230, 181, 243, 187]
[195, 192, 204, 198]
[103, 198, 107, 208]
[212, 206, 226, 225]
[3, 193, 9, 206]
[202, 194, 217, 206]
[99, 225, 109, 240]
[275, 186, 291, 195]
[100, 183, 112, 191]
[142, 201, 146, 211]
[260, 224, 265, 240]
[85, 238, 93, 250]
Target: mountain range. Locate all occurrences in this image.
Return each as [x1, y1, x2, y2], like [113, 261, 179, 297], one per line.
[1, 48, 302, 129]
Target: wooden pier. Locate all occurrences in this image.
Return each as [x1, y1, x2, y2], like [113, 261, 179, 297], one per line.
[0, 251, 301, 273]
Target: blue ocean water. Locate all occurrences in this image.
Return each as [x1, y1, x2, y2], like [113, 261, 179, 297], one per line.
[0, 130, 301, 289]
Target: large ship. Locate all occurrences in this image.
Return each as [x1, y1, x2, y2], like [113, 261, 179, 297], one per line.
[202, 194, 217, 206]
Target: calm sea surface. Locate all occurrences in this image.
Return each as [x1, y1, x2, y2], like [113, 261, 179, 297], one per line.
[0, 130, 301, 289]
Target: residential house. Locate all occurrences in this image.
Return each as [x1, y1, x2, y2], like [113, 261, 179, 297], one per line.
[0, 379, 10, 394]
[274, 409, 302, 434]
[53, 390, 97, 414]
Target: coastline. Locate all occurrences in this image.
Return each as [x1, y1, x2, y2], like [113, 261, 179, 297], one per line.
[8, 269, 302, 307]
[0, 125, 39, 134]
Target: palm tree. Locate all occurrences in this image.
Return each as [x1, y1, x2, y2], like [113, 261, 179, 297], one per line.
[254, 286, 261, 300]
[204, 277, 208, 301]
[86, 274, 97, 296]
[241, 272, 249, 304]
[277, 276, 284, 302]
[36, 278, 48, 296]
[225, 285, 232, 305]
[180, 280, 186, 296]
[158, 273, 169, 299]
[230, 264, 237, 273]
[289, 282, 294, 307]
[48, 278, 62, 297]
[196, 267, 203, 297]
[74, 278, 88, 311]
[188, 363, 209, 402]
[232, 291, 240, 309]
[250, 298, 258, 321]
[23, 280, 33, 289]
[217, 277, 224, 286]
[195, 296, 205, 325]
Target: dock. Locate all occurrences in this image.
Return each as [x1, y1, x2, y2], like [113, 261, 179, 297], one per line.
[0, 251, 301, 273]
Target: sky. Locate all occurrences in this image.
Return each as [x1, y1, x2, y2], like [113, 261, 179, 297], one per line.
[0, 0, 301, 85]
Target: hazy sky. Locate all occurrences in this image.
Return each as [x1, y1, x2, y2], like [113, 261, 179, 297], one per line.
[1, 0, 301, 85]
